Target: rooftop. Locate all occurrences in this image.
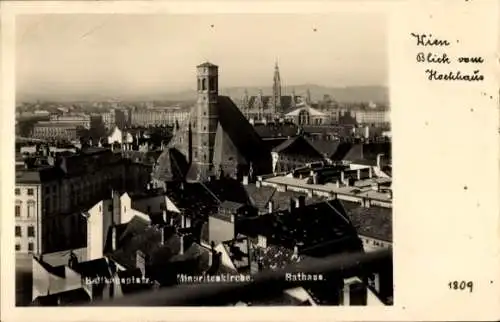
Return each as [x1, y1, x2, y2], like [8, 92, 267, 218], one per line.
[237, 199, 362, 256]
[263, 175, 392, 202]
[339, 201, 392, 242]
[244, 183, 324, 213]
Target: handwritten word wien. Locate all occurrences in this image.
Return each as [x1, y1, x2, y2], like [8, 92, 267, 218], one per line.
[410, 33, 485, 82]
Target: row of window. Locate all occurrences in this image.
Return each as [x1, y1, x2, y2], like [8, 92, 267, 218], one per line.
[15, 188, 34, 196]
[15, 225, 35, 237]
[15, 243, 34, 252]
[15, 201, 36, 218]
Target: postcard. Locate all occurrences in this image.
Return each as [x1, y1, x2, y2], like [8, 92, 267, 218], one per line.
[1, 0, 498, 321]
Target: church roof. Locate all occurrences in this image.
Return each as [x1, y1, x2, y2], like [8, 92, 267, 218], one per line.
[213, 96, 272, 175]
[151, 147, 190, 182]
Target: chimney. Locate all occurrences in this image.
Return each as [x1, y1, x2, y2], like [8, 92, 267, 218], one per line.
[289, 198, 295, 212]
[294, 197, 300, 209]
[267, 200, 274, 214]
[298, 196, 306, 208]
[376, 154, 384, 168]
[356, 169, 361, 180]
[345, 178, 351, 187]
[160, 226, 165, 245]
[242, 175, 249, 186]
[179, 234, 184, 255]
[111, 225, 117, 252]
[368, 167, 373, 178]
[336, 180, 341, 188]
[162, 210, 167, 224]
[292, 245, 299, 260]
[340, 171, 345, 183]
[312, 173, 318, 185]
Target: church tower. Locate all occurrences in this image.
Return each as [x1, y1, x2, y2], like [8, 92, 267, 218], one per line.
[191, 62, 219, 180]
[272, 60, 282, 112]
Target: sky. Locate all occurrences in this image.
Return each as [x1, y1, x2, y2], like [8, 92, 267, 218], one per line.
[16, 13, 388, 100]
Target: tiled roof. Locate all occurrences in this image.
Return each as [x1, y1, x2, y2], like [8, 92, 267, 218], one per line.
[244, 183, 324, 213]
[237, 200, 362, 255]
[339, 200, 392, 242]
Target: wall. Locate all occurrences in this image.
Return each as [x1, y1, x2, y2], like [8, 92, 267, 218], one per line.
[15, 183, 42, 254]
[208, 216, 235, 245]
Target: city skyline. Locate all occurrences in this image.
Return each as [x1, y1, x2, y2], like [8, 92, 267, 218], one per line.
[16, 13, 388, 101]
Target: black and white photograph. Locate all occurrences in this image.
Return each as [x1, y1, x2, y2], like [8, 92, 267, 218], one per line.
[14, 13, 393, 307]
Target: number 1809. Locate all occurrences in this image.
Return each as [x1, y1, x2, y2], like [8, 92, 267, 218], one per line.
[448, 280, 473, 292]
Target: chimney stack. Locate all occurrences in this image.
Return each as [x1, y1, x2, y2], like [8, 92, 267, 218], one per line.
[298, 196, 306, 208]
[336, 180, 341, 188]
[162, 210, 167, 224]
[368, 167, 373, 178]
[356, 169, 362, 180]
[111, 225, 117, 252]
[376, 154, 384, 168]
[340, 171, 345, 184]
[242, 175, 249, 186]
[312, 173, 318, 185]
[294, 197, 300, 209]
[179, 234, 184, 255]
[160, 226, 165, 245]
[268, 200, 274, 214]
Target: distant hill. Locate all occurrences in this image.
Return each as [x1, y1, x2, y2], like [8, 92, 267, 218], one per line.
[17, 84, 388, 104]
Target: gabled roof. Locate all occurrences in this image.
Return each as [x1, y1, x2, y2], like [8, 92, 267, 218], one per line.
[271, 135, 324, 159]
[307, 140, 341, 159]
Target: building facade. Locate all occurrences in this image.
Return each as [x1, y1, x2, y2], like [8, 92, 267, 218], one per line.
[15, 148, 132, 254]
[130, 108, 190, 127]
[33, 122, 85, 142]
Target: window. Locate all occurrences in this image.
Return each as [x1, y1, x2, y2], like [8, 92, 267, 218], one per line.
[27, 201, 35, 218]
[15, 226, 21, 237]
[15, 188, 20, 195]
[202, 78, 207, 90]
[15, 244, 21, 251]
[27, 188, 34, 196]
[28, 243, 34, 252]
[15, 205, 21, 217]
[28, 226, 35, 237]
